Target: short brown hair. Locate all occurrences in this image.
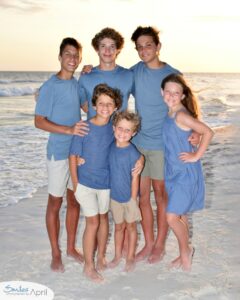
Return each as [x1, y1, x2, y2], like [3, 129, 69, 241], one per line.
[59, 37, 82, 56]
[131, 26, 160, 46]
[92, 83, 122, 110]
[112, 111, 141, 133]
[91, 27, 124, 51]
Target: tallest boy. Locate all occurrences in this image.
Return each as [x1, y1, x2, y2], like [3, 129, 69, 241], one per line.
[35, 38, 87, 272]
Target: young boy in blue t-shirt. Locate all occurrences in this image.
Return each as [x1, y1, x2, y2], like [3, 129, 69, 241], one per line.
[69, 83, 122, 282]
[108, 111, 144, 272]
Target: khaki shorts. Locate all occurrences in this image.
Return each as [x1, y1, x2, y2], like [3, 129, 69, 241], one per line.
[47, 157, 73, 197]
[110, 198, 142, 224]
[74, 183, 110, 217]
[137, 148, 164, 180]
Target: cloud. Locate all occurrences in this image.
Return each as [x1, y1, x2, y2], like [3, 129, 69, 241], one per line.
[0, 0, 46, 13]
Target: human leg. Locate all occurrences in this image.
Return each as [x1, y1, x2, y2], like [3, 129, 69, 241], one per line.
[46, 194, 64, 272]
[108, 222, 126, 268]
[167, 213, 193, 271]
[96, 212, 109, 271]
[95, 189, 111, 271]
[136, 176, 154, 261]
[148, 179, 168, 264]
[125, 222, 138, 272]
[83, 215, 103, 282]
[66, 188, 83, 263]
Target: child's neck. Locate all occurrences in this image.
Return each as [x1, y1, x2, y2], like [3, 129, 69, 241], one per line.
[57, 69, 73, 80]
[116, 140, 130, 148]
[169, 103, 185, 116]
[145, 58, 164, 69]
[90, 115, 110, 126]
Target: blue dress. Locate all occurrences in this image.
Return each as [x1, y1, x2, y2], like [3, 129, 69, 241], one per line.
[162, 112, 205, 215]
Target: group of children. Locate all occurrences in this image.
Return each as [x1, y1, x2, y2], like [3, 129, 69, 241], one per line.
[35, 27, 214, 283]
[69, 77, 213, 281]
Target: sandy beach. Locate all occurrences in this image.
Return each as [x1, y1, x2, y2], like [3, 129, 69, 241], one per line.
[0, 122, 239, 300]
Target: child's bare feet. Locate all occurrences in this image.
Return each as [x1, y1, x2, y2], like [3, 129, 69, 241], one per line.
[67, 248, 84, 264]
[148, 247, 165, 264]
[135, 245, 153, 262]
[124, 259, 136, 272]
[83, 267, 104, 283]
[168, 255, 181, 269]
[108, 257, 121, 269]
[96, 257, 108, 271]
[50, 255, 64, 273]
[182, 247, 195, 272]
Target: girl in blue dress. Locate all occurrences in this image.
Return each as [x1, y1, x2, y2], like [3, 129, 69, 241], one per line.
[161, 74, 214, 271]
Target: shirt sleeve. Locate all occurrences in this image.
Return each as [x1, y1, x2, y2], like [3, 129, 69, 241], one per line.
[35, 82, 54, 118]
[78, 76, 88, 107]
[69, 135, 84, 156]
[130, 145, 141, 168]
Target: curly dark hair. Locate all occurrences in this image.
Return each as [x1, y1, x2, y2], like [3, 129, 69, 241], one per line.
[92, 83, 122, 110]
[91, 27, 124, 51]
[131, 26, 160, 46]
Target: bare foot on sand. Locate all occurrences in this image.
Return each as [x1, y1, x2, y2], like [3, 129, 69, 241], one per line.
[182, 247, 195, 272]
[108, 257, 121, 269]
[83, 267, 104, 283]
[96, 257, 108, 271]
[67, 248, 84, 264]
[50, 256, 65, 273]
[148, 247, 165, 264]
[168, 255, 181, 269]
[124, 259, 136, 272]
[135, 245, 153, 262]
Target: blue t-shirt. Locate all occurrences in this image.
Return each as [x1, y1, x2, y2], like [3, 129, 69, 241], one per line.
[131, 62, 181, 150]
[35, 74, 81, 160]
[78, 65, 133, 119]
[109, 142, 141, 203]
[69, 120, 114, 189]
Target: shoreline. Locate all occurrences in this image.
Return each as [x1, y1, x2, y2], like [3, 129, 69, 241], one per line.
[0, 125, 240, 299]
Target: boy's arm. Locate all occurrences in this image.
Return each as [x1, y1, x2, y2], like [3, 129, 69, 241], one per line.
[69, 155, 79, 192]
[81, 101, 88, 113]
[34, 115, 89, 136]
[132, 154, 144, 175]
[131, 173, 140, 201]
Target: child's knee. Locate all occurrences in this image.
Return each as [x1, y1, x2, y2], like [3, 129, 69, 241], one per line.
[115, 222, 126, 232]
[126, 222, 136, 232]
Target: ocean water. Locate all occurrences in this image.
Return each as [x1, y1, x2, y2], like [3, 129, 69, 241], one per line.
[0, 71, 240, 208]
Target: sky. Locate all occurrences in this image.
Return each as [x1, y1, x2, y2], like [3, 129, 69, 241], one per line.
[0, 0, 239, 72]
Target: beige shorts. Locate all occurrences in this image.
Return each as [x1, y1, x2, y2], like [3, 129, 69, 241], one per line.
[137, 148, 164, 180]
[74, 183, 110, 217]
[47, 157, 73, 197]
[110, 198, 142, 224]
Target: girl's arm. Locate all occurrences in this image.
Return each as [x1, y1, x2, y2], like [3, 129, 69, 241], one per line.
[69, 155, 79, 192]
[176, 111, 214, 162]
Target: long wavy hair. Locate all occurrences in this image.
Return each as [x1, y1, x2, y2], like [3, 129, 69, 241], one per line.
[161, 73, 200, 119]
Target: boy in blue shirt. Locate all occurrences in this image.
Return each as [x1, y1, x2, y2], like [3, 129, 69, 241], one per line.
[108, 111, 143, 272]
[69, 83, 122, 282]
[35, 37, 88, 272]
[78, 27, 133, 119]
